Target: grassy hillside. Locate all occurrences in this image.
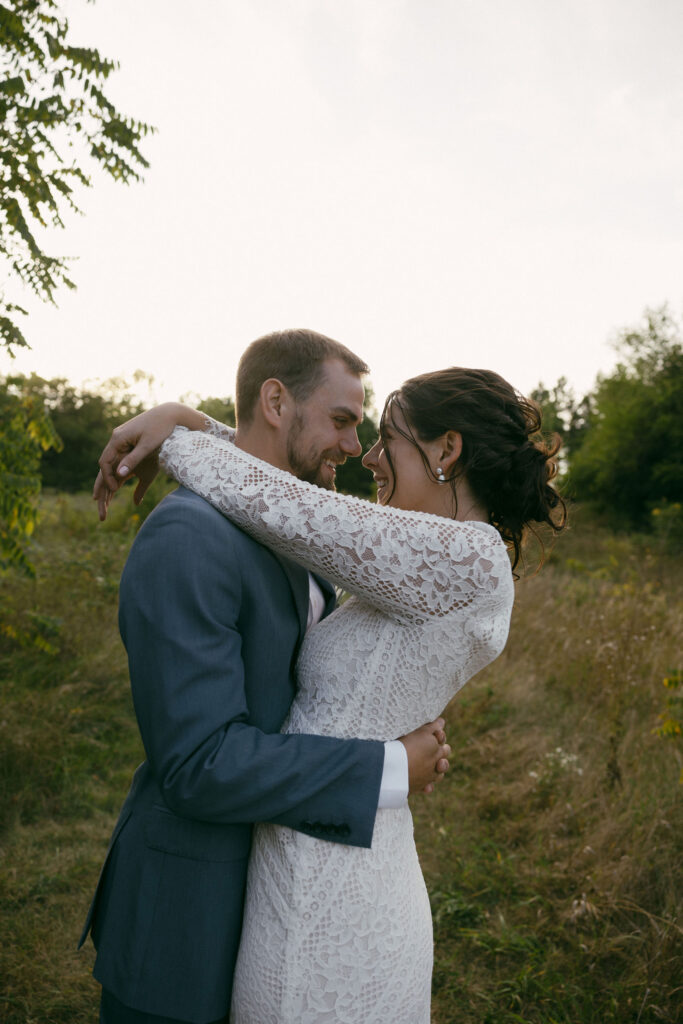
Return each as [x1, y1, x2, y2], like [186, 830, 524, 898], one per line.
[1, 494, 681, 1023]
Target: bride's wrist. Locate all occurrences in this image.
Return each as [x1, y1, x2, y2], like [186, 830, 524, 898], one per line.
[164, 402, 206, 431]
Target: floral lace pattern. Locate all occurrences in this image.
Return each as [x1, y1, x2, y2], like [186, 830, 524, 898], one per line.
[160, 424, 514, 1024]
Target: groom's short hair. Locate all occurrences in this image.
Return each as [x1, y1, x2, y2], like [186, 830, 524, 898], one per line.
[236, 328, 369, 425]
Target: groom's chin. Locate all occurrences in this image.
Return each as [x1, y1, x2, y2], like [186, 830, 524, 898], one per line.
[300, 465, 338, 491]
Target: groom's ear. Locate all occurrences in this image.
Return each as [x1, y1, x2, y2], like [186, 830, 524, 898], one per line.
[260, 378, 293, 429]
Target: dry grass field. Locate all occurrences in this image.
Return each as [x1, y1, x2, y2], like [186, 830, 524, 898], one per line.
[1, 493, 681, 1023]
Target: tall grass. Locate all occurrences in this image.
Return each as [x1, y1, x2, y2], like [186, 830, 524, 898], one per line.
[1, 490, 145, 1023]
[415, 507, 682, 1023]
[1, 496, 681, 1023]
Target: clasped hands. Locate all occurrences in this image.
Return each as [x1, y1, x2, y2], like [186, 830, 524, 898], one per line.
[401, 718, 451, 795]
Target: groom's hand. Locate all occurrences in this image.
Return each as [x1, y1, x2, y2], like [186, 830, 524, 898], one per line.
[399, 718, 451, 795]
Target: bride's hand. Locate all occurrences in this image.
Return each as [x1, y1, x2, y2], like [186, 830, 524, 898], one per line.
[400, 718, 451, 796]
[93, 402, 206, 521]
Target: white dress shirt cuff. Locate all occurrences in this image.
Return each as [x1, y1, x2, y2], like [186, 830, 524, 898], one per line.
[377, 740, 409, 808]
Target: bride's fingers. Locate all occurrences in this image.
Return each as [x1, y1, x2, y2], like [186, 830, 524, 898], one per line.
[93, 469, 106, 503]
[97, 487, 113, 522]
[430, 718, 447, 744]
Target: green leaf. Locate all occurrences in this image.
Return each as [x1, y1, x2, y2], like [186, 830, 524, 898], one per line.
[0, 74, 26, 96]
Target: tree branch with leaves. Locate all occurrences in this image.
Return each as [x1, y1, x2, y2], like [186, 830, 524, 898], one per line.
[1, 0, 154, 352]
[0, 0, 153, 572]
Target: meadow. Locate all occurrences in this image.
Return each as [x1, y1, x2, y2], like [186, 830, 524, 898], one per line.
[0, 490, 681, 1023]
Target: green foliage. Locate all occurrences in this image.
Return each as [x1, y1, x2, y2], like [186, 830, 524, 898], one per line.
[195, 394, 236, 428]
[0, 374, 61, 574]
[0, 0, 154, 354]
[0, 0, 152, 575]
[567, 307, 683, 525]
[536, 307, 683, 528]
[335, 382, 379, 498]
[103, 470, 177, 533]
[654, 668, 682, 783]
[529, 376, 593, 460]
[9, 372, 148, 491]
[650, 500, 683, 555]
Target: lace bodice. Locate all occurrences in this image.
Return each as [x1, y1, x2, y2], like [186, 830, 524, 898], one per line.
[160, 424, 513, 627]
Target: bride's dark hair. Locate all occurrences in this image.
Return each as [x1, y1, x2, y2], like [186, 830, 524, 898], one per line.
[380, 367, 567, 571]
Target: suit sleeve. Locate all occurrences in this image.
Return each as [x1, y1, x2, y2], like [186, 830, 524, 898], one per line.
[119, 494, 384, 848]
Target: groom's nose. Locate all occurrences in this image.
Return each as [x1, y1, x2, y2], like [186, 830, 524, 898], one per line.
[339, 428, 362, 457]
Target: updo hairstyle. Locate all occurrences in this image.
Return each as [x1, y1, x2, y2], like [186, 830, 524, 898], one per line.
[380, 367, 567, 571]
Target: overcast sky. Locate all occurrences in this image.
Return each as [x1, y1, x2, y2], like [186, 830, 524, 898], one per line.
[5, 0, 683, 410]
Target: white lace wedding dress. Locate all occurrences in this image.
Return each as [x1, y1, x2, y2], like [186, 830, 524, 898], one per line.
[160, 423, 514, 1024]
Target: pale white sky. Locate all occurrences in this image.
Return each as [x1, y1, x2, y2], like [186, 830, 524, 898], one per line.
[5, 0, 683, 410]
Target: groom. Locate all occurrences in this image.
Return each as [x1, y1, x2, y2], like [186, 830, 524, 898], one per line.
[82, 329, 450, 1024]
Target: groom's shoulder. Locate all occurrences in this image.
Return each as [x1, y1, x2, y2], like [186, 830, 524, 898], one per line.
[135, 485, 260, 555]
[149, 484, 225, 525]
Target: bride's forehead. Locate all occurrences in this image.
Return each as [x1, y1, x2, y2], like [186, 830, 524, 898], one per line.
[383, 399, 409, 433]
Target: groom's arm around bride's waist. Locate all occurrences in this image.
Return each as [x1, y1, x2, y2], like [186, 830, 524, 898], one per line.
[119, 487, 385, 847]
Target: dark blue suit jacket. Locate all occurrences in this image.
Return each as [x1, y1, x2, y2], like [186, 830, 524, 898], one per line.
[80, 487, 384, 1022]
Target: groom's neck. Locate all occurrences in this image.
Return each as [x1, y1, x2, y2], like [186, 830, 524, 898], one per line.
[233, 425, 292, 474]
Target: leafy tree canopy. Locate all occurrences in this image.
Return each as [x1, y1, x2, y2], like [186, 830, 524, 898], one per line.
[6, 371, 147, 491]
[0, 0, 154, 354]
[195, 395, 236, 428]
[0, 0, 152, 573]
[529, 376, 593, 461]
[566, 306, 683, 526]
[0, 374, 61, 573]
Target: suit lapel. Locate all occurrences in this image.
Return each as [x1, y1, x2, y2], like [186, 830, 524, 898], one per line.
[271, 552, 310, 645]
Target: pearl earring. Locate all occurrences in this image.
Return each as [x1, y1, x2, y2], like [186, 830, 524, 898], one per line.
[436, 467, 446, 483]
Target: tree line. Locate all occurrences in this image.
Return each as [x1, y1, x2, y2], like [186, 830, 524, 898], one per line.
[2, 302, 682, 574]
[530, 306, 682, 531]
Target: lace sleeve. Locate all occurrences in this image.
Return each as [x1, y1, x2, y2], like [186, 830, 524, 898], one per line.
[200, 415, 236, 441]
[160, 427, 512, 621]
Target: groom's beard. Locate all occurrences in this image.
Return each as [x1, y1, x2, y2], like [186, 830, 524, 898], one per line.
[286, 414, 345, 490]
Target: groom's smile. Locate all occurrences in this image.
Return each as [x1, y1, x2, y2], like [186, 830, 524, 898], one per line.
[286, 428, 348, 490]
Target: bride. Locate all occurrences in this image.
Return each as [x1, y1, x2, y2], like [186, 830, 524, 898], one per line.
[96, 363, 565, 1023]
